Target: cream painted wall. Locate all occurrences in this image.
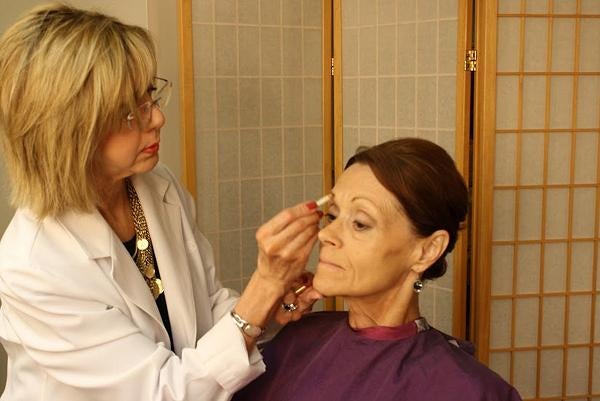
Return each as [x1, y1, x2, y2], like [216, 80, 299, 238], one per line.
[0, 0, 181, 392]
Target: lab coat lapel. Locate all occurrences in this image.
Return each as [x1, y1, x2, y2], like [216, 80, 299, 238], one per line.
[58, 209, 167, 341]
[108, 233, 168, 339]
[132, 172, 198, 354]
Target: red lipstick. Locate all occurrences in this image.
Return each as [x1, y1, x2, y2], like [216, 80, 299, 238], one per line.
[142, 142, 160, 154]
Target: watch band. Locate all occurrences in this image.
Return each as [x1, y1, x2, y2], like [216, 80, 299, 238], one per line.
[230, 310, 265, 338]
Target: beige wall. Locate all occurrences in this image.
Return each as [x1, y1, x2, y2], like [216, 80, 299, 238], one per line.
[0, 0, 181, 391]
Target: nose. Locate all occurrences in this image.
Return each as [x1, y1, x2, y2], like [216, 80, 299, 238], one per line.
[148, 104, 166, 130]
[318, 219, 341, 247]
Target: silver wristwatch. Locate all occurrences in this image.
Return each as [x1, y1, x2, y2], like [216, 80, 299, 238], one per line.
[230, 310, 264, 338]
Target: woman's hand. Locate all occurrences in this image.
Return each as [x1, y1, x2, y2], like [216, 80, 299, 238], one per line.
[273, 272, 323, 325]
[233, 201, 321, 348]
[254, 201, 321, 290]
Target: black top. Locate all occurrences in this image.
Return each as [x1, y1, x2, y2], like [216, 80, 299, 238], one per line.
[123, 236, 174, 351]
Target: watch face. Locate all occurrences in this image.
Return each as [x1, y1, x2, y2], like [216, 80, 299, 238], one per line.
[243, 324, 262, 338]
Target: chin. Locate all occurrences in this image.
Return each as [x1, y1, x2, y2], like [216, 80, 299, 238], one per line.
[313, 270, 341, 297]
[138, 156, 159, 173]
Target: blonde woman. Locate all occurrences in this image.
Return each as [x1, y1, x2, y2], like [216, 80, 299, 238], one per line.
[0, 4, 321, 401]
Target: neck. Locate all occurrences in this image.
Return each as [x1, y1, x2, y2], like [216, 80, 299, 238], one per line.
[346, 270, 422, 329]
[96, 178, 134, 241]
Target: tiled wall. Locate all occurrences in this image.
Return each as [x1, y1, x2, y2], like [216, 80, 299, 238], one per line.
[192, 0, 324, 293]
[341, 0, 459, 333]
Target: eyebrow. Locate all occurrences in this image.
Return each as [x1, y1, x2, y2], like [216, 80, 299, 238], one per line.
[351, 196, 378, 207]
[330, 192, 380, 209]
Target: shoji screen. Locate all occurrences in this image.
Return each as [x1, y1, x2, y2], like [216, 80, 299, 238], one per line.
[475, 0, 600, 399]
[191, 0, 325, 293]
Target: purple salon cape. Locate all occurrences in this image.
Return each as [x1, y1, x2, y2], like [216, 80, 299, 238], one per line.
[233, 312, 522, 401]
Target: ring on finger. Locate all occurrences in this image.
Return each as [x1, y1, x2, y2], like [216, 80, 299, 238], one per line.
[281, 302, 298, 312]
[293, 285, 308, 296]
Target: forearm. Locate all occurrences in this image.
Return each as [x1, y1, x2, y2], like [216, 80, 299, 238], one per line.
[233, 271, 285, 350]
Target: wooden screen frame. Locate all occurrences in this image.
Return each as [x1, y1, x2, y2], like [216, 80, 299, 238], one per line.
[176, 0, 473, 331]
[177, 0, 197, 198]
[330, 0, 345, 311]
[176, 0, 335, 310]
[472, 1, 600, 398]
[453, 0, 475, 340]
[322, 0, 337, 311]
[470, 0, 498, 362]
[176, 0, 334, 205]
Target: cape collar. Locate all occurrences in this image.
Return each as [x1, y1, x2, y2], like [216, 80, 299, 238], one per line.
[352, 317, 430, 341]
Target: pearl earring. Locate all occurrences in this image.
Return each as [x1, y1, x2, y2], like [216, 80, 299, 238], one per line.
[413, 279, 424, 293]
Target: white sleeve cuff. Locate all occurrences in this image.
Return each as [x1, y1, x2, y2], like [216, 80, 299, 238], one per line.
[193, 313, 265, 393]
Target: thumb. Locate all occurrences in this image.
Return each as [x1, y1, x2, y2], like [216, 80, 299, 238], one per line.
[299, 287, 323, 303]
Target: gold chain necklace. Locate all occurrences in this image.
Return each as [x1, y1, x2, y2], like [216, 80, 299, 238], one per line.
[126, 179, 164, 299]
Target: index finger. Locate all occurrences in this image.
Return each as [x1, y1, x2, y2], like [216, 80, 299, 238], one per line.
[261, 201, 319, 235]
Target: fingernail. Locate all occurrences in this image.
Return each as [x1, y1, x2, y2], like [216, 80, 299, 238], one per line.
[306, 201, 317, 210]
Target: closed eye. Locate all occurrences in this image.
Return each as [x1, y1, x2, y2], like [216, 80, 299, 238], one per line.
[352, 220, 370, 231]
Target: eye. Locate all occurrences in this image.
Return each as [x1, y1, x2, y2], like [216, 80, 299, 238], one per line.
[147, 84, 158, 95]
[325, 213, 337, 223]
[352, 220, 370, 231]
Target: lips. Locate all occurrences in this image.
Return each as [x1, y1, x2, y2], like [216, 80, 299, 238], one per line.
[142, 142, 160, 154]
[318, 258, 343, 270]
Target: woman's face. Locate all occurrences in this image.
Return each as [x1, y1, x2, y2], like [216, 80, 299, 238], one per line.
[314, 163, 422, 298]
[96, 102, 165, 185]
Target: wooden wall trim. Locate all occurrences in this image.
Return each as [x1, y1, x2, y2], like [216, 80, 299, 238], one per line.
[176, 0, 197, 198]
[471, 0, 498, 363]
[452, 0, 474, 340]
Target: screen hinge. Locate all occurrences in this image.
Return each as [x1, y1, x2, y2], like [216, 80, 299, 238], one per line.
[465, 49, 477, 72]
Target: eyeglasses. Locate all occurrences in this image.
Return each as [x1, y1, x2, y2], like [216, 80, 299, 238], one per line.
[126, 77, 172, 129]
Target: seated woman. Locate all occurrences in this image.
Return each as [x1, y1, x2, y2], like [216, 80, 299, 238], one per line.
[233, 138, 522, 401]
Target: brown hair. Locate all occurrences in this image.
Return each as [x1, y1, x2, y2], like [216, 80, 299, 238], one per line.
[345, 138, 468, 280]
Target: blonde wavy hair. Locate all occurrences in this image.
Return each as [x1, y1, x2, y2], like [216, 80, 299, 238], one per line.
[0, 3, 157, 218]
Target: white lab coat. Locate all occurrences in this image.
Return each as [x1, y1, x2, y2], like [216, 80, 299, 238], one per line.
[0, 163, 265, 400]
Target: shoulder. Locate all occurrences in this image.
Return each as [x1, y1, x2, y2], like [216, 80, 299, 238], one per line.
[138, 163, 197, 223]
[264, 311, 347, 353]
[0, 210, 90, 269]
[256, 312, 347, 374]
[151, 162, 194, 204]
[416, 328, 522, 400]
[0, 210, 41, 267]
[148, 162, 179, 186]
[278, 311, 347, 338]
[144, 162, 186, 202]
[0, 210, 104, 304]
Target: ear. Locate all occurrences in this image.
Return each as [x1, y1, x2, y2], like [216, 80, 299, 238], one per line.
[411, 230, 450, 274]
